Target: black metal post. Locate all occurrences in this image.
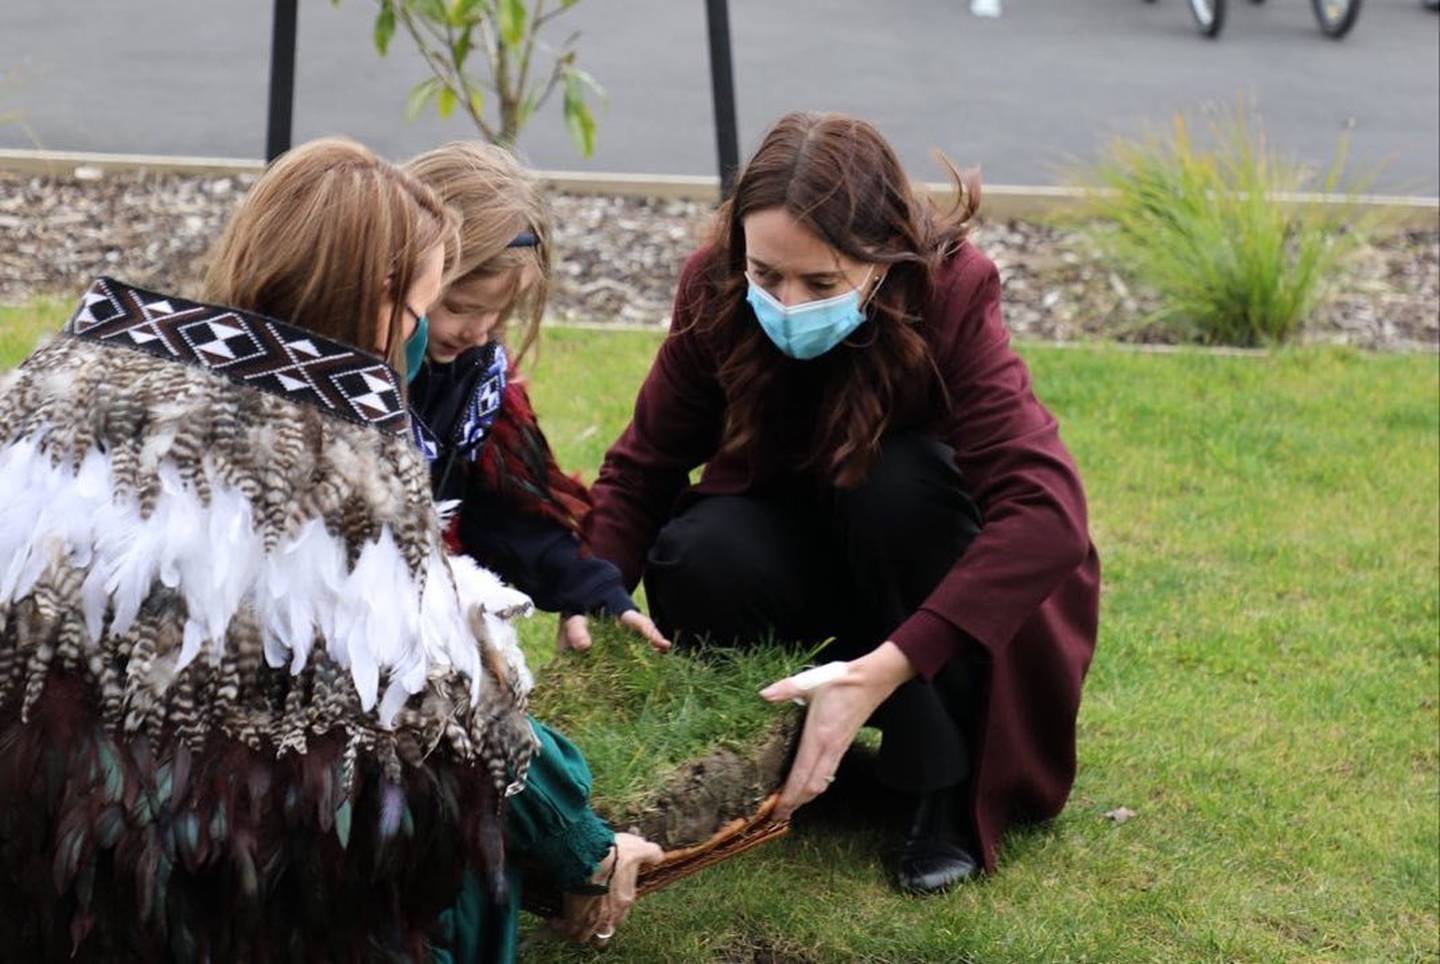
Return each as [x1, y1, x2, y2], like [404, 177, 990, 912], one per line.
[266, 0, 299, 161]
[704, 0, 740, 198]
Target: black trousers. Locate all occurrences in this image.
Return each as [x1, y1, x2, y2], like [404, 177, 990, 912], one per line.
[644, 432, 984, 796]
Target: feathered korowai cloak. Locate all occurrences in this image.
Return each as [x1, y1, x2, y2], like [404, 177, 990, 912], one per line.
[0, 278, 540, 961]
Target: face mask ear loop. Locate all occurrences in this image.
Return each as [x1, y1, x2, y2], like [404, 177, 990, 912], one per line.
[843, 266, 887, 350]
[859, 266, 887, 312]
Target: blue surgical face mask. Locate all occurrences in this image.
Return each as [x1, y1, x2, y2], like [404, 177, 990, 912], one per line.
[404, 311, 429, 384]
[745, 267, 882, 360]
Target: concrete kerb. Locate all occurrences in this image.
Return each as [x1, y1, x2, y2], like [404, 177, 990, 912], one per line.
[0, 148, 268, 178]
[2, 148, 1437, 227]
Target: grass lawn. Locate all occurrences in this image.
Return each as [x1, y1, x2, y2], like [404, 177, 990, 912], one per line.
[0, 298, 65, 368]
[3, 305, 1436, 961]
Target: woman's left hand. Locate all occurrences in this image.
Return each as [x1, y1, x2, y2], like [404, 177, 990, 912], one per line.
[553, 832, 665, 946]
[760, 641, 916, 823]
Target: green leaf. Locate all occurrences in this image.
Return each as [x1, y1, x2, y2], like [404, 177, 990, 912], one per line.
[450, 0, 490, 24]
[451, 28, 473, 67]
[569, 65, 605, 100]
[561, 0, 581, 7]
[417, 0, 449, 23]
[374, 0, 396, 55]
[405, 76, 441, 121]
[468, 88, 486, 117]
[563, 70, 597, 157]
[498, 0, 527, 48]
[437, 85, 458, 118]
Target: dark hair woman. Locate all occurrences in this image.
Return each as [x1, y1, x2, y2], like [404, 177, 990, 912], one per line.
[583, 112, 1100, 895]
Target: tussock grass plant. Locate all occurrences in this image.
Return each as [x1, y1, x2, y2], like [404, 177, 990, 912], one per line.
[1075, 104, 1377, 346]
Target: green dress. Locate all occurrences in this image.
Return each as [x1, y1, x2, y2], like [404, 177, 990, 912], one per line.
[431, 718, 616, 963]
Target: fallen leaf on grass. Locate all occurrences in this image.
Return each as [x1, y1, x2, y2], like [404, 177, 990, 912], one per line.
[1103, 806, 1137, 824]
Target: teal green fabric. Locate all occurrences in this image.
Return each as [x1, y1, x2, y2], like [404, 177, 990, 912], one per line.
[430, 866, 517, 964]
[431, 718, 616, 962]
[506, 720, 617, 889]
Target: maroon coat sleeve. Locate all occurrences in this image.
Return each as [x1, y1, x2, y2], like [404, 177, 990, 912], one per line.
[888, 247, 1093, 679]
[583, 255, 726, 588]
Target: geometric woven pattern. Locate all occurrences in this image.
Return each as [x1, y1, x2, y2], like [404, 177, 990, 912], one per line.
[65, 277, 408, 435]
[409, 340, 507, 464]
[457, 341, 507, 453]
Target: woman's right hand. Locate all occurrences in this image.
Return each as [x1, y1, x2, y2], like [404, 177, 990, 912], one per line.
[761, 641, 916, 822]
[557, 611, 671, 653]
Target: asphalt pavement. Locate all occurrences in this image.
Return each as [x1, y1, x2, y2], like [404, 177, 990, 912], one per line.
[1, 0, 1436, 192]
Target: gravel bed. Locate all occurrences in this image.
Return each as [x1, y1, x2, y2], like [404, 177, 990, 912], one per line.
[2, 169, 1435, 351]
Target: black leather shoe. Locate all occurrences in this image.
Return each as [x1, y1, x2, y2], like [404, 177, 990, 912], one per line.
[893, 788, 979, 895]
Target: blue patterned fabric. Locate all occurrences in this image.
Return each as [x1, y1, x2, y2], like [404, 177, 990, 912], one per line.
[410, 341, 509, 466]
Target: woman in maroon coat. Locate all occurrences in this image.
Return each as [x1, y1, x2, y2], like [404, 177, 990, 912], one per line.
[581, 112, 1100, 894]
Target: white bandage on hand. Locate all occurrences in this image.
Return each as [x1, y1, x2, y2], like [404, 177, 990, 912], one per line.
[785, 661, 849, 705]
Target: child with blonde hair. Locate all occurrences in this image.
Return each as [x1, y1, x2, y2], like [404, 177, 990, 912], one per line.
[404, 142, 667, 952]
[405, 142, 669, 654]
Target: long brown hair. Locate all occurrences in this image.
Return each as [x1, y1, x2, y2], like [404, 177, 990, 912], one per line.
[403, 141, 552, 366]
[203, 137, 456, 373]
[692, 112, 978, 487]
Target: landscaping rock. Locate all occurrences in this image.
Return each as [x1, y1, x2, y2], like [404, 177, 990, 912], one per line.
[2, 170, 1434, 351]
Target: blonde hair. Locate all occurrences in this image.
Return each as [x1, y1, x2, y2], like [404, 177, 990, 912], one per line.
[403, 141, 552, 365]
[204, 137, 457, 374]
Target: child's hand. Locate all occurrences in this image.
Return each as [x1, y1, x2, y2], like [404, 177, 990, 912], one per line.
[556, 612, 672, 653]
[619, 609, 672, 652]
[557, 614, 593, 652]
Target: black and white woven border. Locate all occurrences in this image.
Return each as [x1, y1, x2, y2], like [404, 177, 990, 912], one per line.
[64, 277, 408, 436]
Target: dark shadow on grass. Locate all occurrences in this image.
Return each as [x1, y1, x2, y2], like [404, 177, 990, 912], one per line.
[791, 740, 1064, 878]
[786, 741, 904, 864]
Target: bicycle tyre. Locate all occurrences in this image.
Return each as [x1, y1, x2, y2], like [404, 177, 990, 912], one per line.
[1190, 0, 1226, 37]
[1311, 0, 1362, 38]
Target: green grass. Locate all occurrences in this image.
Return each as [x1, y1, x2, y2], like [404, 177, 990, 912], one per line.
[0, 298, 65, 367]
[517, 328, 1439, 962]
[5, 306, 1436, 961]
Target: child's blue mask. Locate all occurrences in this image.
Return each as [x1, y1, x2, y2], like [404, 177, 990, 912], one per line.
[403, 311, 429, 384]
[745, 267, 881, 361]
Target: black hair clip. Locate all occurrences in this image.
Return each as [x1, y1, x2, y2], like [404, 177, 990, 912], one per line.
[507, 230, 540, 248]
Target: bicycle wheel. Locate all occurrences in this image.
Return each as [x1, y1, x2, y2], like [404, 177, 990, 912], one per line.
[1312, 0, 1361, 37]
[1190, 0, 1225, 37]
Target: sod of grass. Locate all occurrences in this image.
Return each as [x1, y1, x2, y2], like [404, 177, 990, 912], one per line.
[527, 633, 802, 849]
